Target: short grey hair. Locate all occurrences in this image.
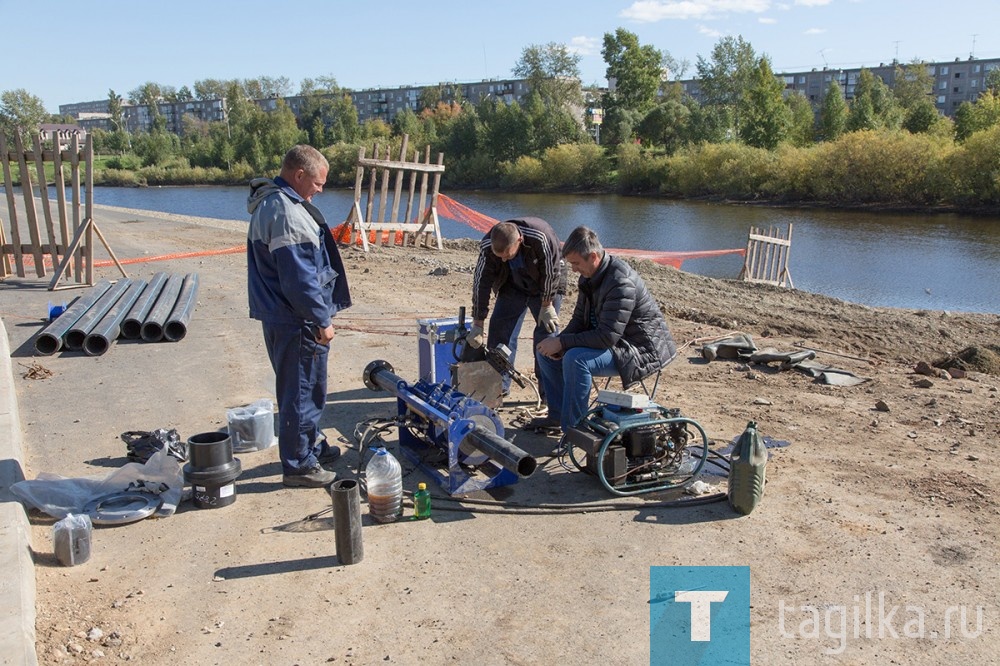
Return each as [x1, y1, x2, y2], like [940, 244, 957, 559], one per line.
[490, 222, 521, 252]
[282, 144, 328, 176]
[562, 225, 603, 259]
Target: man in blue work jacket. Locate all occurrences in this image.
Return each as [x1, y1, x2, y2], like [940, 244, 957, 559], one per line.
[247, 145, 352, 488]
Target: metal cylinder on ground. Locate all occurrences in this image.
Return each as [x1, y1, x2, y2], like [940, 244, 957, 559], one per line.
[63, 279, 134, 351]
[163, 273, 199, 342]
[121, 271, 168, 339]
[83, 279, 148, 357]
[140, 273, 184, 342]
[33, 279, 113, 355]
[331, 479, 364, 565]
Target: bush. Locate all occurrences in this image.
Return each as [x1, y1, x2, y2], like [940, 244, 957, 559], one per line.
[945, 124, 1000, 205]
[664, 142, 776, 198]
[540, 143, 609, 190]
[105, 154, 142, 170]
[809, 130, 952, 204]
[501, 156, 544, 190]
[615, 143, 670, 194]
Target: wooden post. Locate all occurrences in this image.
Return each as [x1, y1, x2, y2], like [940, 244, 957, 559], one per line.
[0, 132, 26, 276]
[13, 132, 46, 277]
[52, 138, 71, 276]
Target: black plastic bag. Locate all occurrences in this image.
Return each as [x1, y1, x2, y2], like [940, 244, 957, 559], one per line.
[120, 428, 187, 463]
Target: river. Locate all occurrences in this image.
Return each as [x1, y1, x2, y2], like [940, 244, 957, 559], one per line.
[57, 185, 1000, 314]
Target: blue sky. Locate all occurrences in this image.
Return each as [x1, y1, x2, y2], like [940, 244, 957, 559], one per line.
[3, 0, 997, 112]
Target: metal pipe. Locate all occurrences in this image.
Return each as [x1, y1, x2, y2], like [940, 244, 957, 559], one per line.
[121, 272, 168, 339]
[331, 479, 364, 565]
[140, 273, 184, 342]
[463, 425, 537, 478]
[34, 279, 113, 355]
[83, 279, 148, 356]
[163, 273, 199, 342]
[63, 279, 133, 351]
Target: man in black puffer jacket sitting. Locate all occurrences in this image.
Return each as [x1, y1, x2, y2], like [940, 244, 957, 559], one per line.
[533, 226, 677, 433]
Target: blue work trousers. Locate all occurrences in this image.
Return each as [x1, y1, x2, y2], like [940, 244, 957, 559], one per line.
[262, 322, 328, 474]
[488, 285, 562, 394]
[536, 347, 617, 431]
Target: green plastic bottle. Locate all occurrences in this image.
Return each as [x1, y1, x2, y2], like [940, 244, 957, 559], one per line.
[727, 421, 768, 515]
[413, 482, 431, 519]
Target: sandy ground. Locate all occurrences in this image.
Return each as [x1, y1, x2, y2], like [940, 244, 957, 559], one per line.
[3, 204, 999, 665]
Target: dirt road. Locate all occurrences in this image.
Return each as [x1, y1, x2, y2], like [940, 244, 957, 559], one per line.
[5, 208, 999, 664]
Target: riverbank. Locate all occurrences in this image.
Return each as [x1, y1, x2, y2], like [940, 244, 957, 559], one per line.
[2, 206, 999, 664]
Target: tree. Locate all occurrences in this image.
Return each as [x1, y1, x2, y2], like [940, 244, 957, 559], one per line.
[785, 91, 816, 147]
[696, 35, 758, 135]
[847, 69, 902, 131]
[106, 89, 130, 153]
[418, 85, 443, 112]
[903, 98, 941, 134]
[299, 75, 340, 96]
[602, 28, 664, 114]
[0, 88, 49, 144]
[512, 42, 584, 109]
[600, 28, 666, 143]
[984, 68, 1000, 95]
[737, 57, 791, 149]
[636, 99, 690, 153]
[892, 60, 934, 110]
[194, 79, 230, 100]
[818, 81, 848, 141]
[954, 90, 1000, 141]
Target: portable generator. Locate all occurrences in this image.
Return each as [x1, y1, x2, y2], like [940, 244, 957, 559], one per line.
[563, 390, 709, 496]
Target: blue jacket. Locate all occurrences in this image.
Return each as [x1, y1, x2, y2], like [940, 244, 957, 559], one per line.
[246, 176, 352, 327]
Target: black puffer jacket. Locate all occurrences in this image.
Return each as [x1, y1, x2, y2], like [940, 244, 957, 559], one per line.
[560, 253, 677, 387]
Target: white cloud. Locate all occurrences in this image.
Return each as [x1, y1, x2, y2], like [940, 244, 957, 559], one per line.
[804, 27, 826, 34]
[698, 24, 724, 38]
[621, 0, 771, 23]
[567, 36, 601, 56]
[758, 17, 778, 23]
[795, 0, 832, 5]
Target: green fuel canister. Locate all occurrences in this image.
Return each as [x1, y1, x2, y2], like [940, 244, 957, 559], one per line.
[727, 421, 767, 515]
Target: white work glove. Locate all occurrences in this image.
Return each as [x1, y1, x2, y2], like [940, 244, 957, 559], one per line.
[467, 324, 485, 349]
[539, 304, 559, 333]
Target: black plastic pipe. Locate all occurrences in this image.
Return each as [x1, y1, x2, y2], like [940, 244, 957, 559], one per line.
[163, 273, 199, 342]
[331, 479, 364, 565]
[63, 279, 133, 351]
[34, 280, 113, 355]
[121, 271, 168, 339]
[83, 279, 148, 356]
[140, 273, 184, 342]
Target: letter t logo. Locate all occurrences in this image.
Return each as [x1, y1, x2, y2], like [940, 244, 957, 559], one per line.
[675, 590, 729, 641]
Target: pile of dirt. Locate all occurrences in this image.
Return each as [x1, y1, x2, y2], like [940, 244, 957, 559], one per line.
[935, 344, 1000, 376]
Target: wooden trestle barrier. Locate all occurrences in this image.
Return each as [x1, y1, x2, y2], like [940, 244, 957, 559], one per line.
[341, 134, 445, 251]
[739, 224, 794, 288]
[0, 130, 126, 290]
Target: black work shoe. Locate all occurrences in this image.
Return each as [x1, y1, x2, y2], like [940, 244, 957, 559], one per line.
[316, 443, 342, 464]
[522, 416, 561, 434]
[283, 465, 336, 488]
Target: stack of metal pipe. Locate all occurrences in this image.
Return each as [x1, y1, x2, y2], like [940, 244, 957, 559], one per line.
[34, 272, 200, 357]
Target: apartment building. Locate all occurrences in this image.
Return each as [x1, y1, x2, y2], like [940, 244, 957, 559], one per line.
[679, 56, 1000, 115]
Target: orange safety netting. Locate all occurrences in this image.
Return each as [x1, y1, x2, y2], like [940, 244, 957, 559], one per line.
[436, 194, 745, 269]
[329, 194, 746, 268]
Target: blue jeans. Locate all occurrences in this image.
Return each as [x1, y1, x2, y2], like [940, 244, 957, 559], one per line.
[536, 347, 617, 431]
[261, 322, 328, 474]
[488, 286, 562, 394]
